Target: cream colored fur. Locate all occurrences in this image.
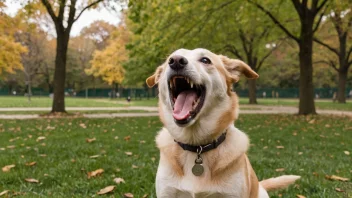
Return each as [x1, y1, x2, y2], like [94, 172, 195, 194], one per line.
[147, 48, 300, 198]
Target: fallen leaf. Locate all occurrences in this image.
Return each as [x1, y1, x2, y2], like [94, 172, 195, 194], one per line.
[113, 177, 125, 184]
[298, 152, 303, 155]
[132, 165, 138, 169]
[344, 151, 350, 155]
[86, 137, 96, 143]
[308, 119, 315, 124]
[97, 185, 115, 195]
[36, 136, 46, 142]
[79, 123, 87, 128]
[39, 154, 47, 157]
[142, 194, 148, 198]
[25, 162, 36, 166]
[7, 145, 15, 149]
[25, 178, 39, 183]
[88, 169, 104, 179]
[2, 164, 15, 172]
[325, 175, 349, 182]
[140, 140, 146, 144]
[124, 193, 134, 198]
[275, 168, 285, 172]
[124, 136, 131, 141]
[89, 155, 100, 159]
[125, 152, 133, 156]
[335, 188, 344, 192]
[296, 195, 306, 198]
[0, 190, 9, 196]
[276, 146, 284, 149]
[114, 136, 119, 140]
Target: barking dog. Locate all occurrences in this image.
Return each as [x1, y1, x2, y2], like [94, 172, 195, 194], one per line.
[146, 48, 300, 198]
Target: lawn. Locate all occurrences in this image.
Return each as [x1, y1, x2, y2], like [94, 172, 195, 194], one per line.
[0, 115, 351, 197]
[0, 96, 351, 111]
[0, 96, 158, 108]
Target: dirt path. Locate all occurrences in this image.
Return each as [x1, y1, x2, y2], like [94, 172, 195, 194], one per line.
[0, 106, 350, 119]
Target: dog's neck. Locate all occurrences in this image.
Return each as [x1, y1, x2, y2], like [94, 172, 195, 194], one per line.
[174, 131, 227, 154]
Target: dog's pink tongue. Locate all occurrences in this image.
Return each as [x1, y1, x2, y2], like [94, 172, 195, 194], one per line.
[173, 91, 197, 120]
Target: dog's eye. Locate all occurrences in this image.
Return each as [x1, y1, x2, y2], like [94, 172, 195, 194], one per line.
[199, 57, 211, 64]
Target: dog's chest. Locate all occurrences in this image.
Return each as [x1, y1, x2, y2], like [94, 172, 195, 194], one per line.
[156, 154, 247, 198]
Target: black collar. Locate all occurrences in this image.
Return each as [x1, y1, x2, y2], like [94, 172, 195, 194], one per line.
[175, 132, 227, 154]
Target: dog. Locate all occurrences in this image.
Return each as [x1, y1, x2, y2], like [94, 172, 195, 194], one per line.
[146, 48, 300, 198]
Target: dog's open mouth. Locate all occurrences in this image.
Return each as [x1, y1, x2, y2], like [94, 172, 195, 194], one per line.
[168, 76, 206, 126]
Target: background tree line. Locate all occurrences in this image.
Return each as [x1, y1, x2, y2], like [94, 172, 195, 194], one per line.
[0, 0, 351, 115]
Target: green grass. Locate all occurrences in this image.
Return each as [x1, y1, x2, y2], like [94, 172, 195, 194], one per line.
[239, 98, 352, 111]
[0, 110, 152, 115]
[0, 96, 351, 111]
[0, 115, 351, 197]
[0, 96, 158, 108]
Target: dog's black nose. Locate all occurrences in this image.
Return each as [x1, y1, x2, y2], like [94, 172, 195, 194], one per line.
[168, 55, 188, 71]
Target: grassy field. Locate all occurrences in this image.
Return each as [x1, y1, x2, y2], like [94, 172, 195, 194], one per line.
[0, 115, 351, 197]
[0, 96, 351, 111]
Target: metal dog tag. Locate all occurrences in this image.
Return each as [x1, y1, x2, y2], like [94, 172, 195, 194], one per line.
[192, 157, 204, 176]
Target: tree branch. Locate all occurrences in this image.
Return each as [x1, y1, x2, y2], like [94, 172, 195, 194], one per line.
[314, 60, 339, 71]
[291, 0, 303, 18]
[248, 0, 299, 43]
[313, 37, 339, 55]
[74, 0, 104, 22]
[225, 44, 243, 60]
[66, 0, 77, 32]
[257, 40, 284, 71]
[316, 0, 328, 13]
[58, 0, 67, 21]
[312, 7, 326, 33]
[40, 0, 58, 23]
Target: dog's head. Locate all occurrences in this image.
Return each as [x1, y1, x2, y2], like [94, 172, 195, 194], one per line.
[147, 48, 258, 144]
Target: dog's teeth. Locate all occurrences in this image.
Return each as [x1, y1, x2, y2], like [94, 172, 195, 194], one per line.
[169, 81, 172, 88]
[186, 78, 189, 83]
[173, 78, 176, 88]
[190, 81, 193, 88]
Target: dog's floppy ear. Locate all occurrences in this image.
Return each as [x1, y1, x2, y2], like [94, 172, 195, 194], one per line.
[146, 65, 164, 88]
[219, 55, 259, 83]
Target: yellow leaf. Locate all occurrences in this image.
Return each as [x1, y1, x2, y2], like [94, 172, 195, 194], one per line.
[89, 155, 100, 158]
[124, 136, 131, 141]
[25, 162, 36, 166]
[276, 146, 284, 149]
[344, 151, 350, 155]
[88, 169, 104, 179]
[25, 178, 39, 183]
[296, 195, 306, 198]
[125, 152, 133, 156]
[2, 164, 15, 172]
[325, 175, 349, 182]
[0, 190, 9, 196]
[275, 168, 285, 172]
[36, 136, 46, 142]
[113, 177, 125, 184]
[335, 188, 344, 192]
[86, 137, 96, 143]
[97, 185, 115, 195]
[124, 193, 134, 198]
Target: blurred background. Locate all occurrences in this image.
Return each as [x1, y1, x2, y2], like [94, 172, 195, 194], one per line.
[0, 0, 351, 114]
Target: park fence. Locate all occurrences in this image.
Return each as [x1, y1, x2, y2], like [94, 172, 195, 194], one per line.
[0, 87, 351, 99]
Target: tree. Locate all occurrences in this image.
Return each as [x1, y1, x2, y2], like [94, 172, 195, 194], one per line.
[0, 9, 27, 77]
[313, 2, 352, 103]
[86, 25, 128, 90]
[248, 0, 329, 115]
[20, 0, 124, 112]
[80, 20, 116, 50]
[127, 0, 282, 104]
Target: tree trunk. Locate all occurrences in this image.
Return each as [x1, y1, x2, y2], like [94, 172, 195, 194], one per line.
[298, 19, 316, 115]
[51, 33, 69, 113]
[27, 81, 32, 102]
[337, 70, 347, 103]
[248, 79, 257, 104]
